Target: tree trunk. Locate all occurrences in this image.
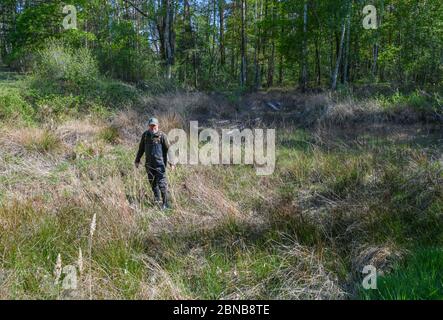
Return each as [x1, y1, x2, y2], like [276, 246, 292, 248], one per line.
[158, 0, 175, 79]
[315, 35, 321, 86]
[254, 0, 261, 89]
[343, 3, 352, 84]
[240, 0, 247, 87]
[219, 0, 225, 66]
[332, 16, 346, 90]
[183, 0, 196, 86]
[267, 2, 275, 87]
[372, 0, 384, 79]
[278, 50, 283, 85]
[300, 0, 308, 92]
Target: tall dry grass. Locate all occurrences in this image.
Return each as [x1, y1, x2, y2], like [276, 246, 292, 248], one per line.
[1, 89, 441, 300]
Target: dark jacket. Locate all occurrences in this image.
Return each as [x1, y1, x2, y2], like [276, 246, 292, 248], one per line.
[135, 130, 171, 168]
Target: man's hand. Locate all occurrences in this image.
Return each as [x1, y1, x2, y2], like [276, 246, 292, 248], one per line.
[135, 161, 140, 169]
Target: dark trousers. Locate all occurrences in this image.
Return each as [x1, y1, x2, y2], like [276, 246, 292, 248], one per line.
[146, 165, 168, 204]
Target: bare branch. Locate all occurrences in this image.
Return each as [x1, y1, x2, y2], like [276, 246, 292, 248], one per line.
[122, 0, 149, 18]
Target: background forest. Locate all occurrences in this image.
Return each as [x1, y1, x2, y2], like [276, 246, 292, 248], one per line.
[1, 0, 442, 90]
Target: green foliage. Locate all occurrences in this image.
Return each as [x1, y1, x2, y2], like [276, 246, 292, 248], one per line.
[0, 87, 35, 124]
[0, 0, 443, 301]
[0, 201, 145, 299]
[99, 126, 119, 144]
[97, 20, 161, 83]
[24, 130, 62, 153]
[315, 152, 373, 198]
[374, 89, 443, 122]
[359, 248, 443, 300]
[157, 219, 326, 299]
[96, 78, 142, 109]
[33, 94, 82, 120]
[2, 0, 442, 89]
[278, 129, 443, 249]
[33, 40, 99, 93]
[4, 0, 95, 68]
[22, 40, 144, 116]
[373, 158, 443, 245]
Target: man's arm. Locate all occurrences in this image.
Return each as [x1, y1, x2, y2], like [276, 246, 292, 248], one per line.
[135, 132, 145, 165]
[162, 133, 173, 167]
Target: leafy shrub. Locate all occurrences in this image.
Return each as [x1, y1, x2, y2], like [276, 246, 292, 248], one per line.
[0, 87, 35, 123]
[97, 79, 142, 109]
[33, 40, 99, 93]
[376, 90, 443, 123]
[34, 94, 82, 121]
[28, 40, 145, 113]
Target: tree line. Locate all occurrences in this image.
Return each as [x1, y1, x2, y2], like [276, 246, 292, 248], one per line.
[0, 0, 442, 90]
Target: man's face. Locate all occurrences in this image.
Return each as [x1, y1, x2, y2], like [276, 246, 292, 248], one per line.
[149, 124, 159, 133]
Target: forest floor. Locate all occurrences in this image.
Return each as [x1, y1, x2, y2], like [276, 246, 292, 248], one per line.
[1, 67, 442, 299]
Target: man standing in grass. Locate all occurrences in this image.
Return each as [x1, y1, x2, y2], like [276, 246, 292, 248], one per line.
[135, 117, 174, 210]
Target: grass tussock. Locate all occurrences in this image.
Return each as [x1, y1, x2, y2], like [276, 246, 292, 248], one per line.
[98, 126, 120, 145]
[1, 127, 63, 154]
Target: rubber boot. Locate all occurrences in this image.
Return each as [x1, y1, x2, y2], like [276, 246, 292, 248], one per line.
[161, 190, 170, 210]
[153, 186, 162, 205]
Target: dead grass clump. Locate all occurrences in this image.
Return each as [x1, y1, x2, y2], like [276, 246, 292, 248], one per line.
[110, 109, 145, 144]
[98, 125, 120, 144]
[28, 130, 62, 153]
[0, 268, 14, 299]
[319, 98, 386, 127]
[56, 119, 101, 147]
[293, 93, 332, 127]
[183, 172, 240, 220]
[351, 244, 406, 276]
[0, 200, 44, 233]
[304, 92, 332, 110]
[1, 127, 63, 155]
[136, 257, 190, 299]
[153, 92, 214, 119]
[110, 109, 185, 144]
[73, 140, 107, 159]
[142, 168, 245, 236]
[71, 176, 136, 244]
[158, 111, 186, 133]
[275, 240, 346, 300]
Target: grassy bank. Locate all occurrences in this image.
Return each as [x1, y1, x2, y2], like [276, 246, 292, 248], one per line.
[0, 52, 442, 299]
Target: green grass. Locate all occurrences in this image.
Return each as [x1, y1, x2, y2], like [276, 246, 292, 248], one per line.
[358, 248, 443, 300]
[2, 124, 441, 299]
[98, 126, 120, 144]
[0, 200, 148, 299]
[23, 130, 62, 153]
[1, 62, 443, 299]
[161, 243, 290, 299]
